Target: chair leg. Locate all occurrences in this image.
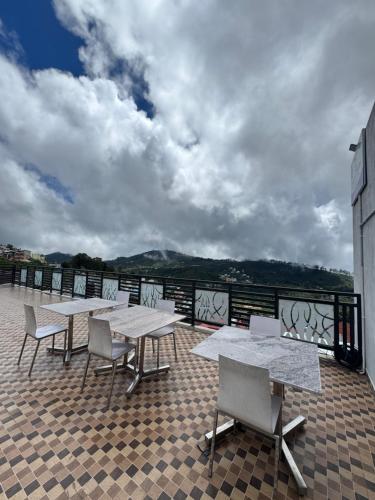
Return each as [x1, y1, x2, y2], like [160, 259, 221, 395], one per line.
[172, 332, 178, 362]
[81, 354, 91, 392]
[134, 345, 138, 370]
[274, 436, 280, 489]
[63, 331, 67, 364]
[28, 340, 40, 377]
[18, 334, 28, 365]
[107, 360, 117, 409]
[157, 339, 160, 369]
[274, 410, 282, 489]
[208, 410, 219, 478]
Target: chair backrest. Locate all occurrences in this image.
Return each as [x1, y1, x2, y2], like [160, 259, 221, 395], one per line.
[116, 290, 130, 309]
[155, 299, 175, 314]
[250, 315, 281, 337]
[88, 317, 113, 359]
[24, 304, 37, 337]
[217, 355, 273, 434]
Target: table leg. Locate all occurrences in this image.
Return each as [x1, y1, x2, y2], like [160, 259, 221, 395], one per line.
[47, 315, 88, 364]
[126, 336, 145, 396]
[282, 439, 307, 495]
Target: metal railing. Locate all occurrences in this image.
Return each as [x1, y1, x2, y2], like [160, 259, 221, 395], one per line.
[0, 264, 362, 369]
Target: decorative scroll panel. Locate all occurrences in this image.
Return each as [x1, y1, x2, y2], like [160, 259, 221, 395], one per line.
[74, 275, 86, 296]
[20, 268, 27, 284]
[280, 299, 334, 346]
[52, 272, 62, 291]
[195, 289, 229, 325]
[140, 283, 163, 308]
[102, 278, 118, 300]
[34, 270, 42, 287]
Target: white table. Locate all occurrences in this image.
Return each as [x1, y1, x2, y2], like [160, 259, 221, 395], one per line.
[191, 326, 321, 495]
[94, 306, 185, 395]
[41, 298, 119, 363]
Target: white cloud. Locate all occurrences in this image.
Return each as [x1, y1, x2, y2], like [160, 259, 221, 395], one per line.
[1, 0, 375, 269]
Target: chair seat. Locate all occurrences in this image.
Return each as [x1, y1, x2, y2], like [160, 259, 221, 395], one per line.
[111, 340, 136, 360]
[35, 324, 66, 339]
[147, 326, 174, 338]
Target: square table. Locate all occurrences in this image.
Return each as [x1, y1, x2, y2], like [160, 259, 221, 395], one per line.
[41, 298, 119, 363]
[94, 305, 185, 395]
[191, 325, 321, 495]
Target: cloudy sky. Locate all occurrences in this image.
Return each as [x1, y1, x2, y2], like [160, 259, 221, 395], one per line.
[0, 0, 374, 269]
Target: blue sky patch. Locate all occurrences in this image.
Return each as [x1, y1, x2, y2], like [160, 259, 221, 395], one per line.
[25, 164, 74, 204]
[0, 0, 83, 75]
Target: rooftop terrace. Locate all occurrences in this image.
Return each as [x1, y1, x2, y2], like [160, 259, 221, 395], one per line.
[0, 284, 374, 499]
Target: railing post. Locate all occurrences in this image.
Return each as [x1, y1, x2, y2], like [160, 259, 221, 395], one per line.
[274, 288, 279, 319]
[12, 265, 16, 285]
[191, 281, 196, 327]
[138, 276, 142, 305]
[41, 267, 44, 291]
[333, 294, 340, 360]
[60, 268, 64, 295]
[85, 271, 89, 298]
[72, 269, 76, 297]
[228, 283, 232, 326]
[162, 278, 166, 300]
[100, 271, 104, 298]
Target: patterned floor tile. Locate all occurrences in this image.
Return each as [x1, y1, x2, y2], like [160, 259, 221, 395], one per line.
[0, 285, 374, 499]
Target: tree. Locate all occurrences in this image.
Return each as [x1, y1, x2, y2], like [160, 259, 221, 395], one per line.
[62, 253, 113, 271]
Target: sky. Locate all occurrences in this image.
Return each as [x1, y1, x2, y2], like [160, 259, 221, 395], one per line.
[0, 1, 374, 270]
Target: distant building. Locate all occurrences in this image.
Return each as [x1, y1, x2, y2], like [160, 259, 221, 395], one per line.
[0, 244, 45, 263]
[31, 252, 46, 264]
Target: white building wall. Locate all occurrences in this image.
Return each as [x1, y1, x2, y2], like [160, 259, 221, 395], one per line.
[353, 103, 375, 388]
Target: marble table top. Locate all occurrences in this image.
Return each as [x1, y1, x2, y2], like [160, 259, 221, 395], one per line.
[95, 305, 186, 339]
[191, 326, 321, 394]
[41, 297, 119, 316]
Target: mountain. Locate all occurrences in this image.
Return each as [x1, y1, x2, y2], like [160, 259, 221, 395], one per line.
[107, 250, 353, 291]
[45, 252, 72, 264]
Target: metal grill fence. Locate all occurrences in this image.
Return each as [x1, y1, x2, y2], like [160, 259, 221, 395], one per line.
[1, 265, 362, 369]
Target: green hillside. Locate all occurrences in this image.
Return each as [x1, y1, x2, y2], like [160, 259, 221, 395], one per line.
[45, 252, 72, 264]
[107, 250, 353, 291]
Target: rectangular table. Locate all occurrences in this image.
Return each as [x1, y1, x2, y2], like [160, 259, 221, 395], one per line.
[41, 298, 119, 363]
[94, 305, 185, 395]
[191, 326, 321, 495]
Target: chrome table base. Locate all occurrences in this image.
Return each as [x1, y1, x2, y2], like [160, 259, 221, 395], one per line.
[47, 343, 88, 363]
[94, 337, 170, 396]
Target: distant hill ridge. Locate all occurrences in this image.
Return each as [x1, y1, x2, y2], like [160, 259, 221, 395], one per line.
[45, 249, 353, 291]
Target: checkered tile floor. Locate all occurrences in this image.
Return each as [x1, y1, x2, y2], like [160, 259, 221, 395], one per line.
[0, 285, 374, 499]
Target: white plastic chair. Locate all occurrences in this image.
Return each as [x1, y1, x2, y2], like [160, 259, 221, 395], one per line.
[115, 290, 130, 309]
[209, 355, 282, 488]
[81, 317, 136, 408]
[146, 299, 177, 368]
[18, 304, 67, 377]
[250, 315, 281, 337]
